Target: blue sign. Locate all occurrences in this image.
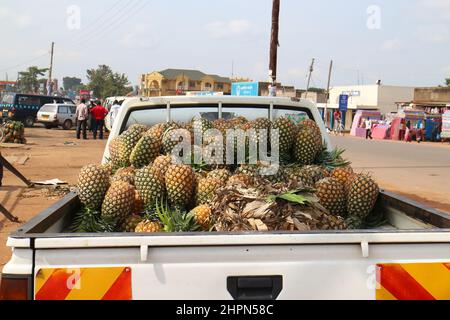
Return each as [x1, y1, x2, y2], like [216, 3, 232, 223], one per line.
[231, 82, 259, 97]
[339, 94, 349, 112]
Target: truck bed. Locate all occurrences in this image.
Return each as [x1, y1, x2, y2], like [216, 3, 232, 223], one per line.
[9, 190, 450, 241]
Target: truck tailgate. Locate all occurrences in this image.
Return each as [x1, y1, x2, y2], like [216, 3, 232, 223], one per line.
[33, 240, 450, 300]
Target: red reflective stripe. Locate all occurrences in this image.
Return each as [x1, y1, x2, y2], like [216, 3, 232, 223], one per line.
[379, 265, 435, 300]
[101, 268, 132, 300]
[35, 269, 74, 300]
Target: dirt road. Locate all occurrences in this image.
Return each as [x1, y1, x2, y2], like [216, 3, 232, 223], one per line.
[0, 127, 107, 270]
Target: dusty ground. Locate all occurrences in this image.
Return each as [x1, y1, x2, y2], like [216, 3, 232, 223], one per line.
[0, 127, 107, 270]
[0, 129, 449, 272]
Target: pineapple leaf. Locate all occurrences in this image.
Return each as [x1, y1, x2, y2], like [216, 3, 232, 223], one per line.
[267, 189, 317, 205]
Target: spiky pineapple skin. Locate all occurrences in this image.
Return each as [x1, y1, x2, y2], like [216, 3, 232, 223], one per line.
[120, 214, 144, 232]
[135, 220, 163, 233]
[207, 169, 231, 182]
[302, 165, 329, 184]
[152, 155, 173, 177]
[190, 205, 212, 230]
[116, 129, 144, 167]
[78, 164, 110, 210]
[331, 166, 354, 192]
[111, 167, 135, 185]
[196, 177, 223, 205]
[130, 132, 162, 168]
[284, 165, 315, 187]
[293, 126, 321, 165]
[101, 181, 136, 223]
[347, 174, 379, 218]
[272, 117, 296, 158]
[165, 164, 195, 208]
[315, 178, 347, 216]
[135, 165, 166, 207]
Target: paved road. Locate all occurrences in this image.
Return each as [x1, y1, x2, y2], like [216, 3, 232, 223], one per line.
[330, 135, 450, 213]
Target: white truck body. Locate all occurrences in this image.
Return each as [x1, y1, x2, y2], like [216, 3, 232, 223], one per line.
[2, 96, 450, 300]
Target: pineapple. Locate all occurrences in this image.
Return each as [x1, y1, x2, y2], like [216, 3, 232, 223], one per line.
[302, 165, 329, 184]
[207, 169, 231, 182]
[196, 177, 223, 205]
[331, 166, 354, 192]
[248, 118, 272, 154]
[77, 164, 110, 210]
[133, 190, 144, 214]
[71, 207, 117, 233]
[347, 173, 379, 219]
[147, 123, 166, 140]
[152, 155, 173, 177]
[272, 117, 296, 159]
[293, 126, 321, 165]
[135, 165, 166, 207]
[284, 165, 315, 187]
[128, 124, 150, 133]
[300, 119, 322, 147]
[129, 132, 162, 168]
[190, 205, 212, 230]
[212, 118, 233, 135]
[101, 181, 136, 223]
[120, 214, 144, 232]
[109, 129, 144, 168]
[192, 117, 213, 136]
[111, 167, 135, 185]
[315, 178, 347, 216]
[165, 164, 195, 208]
[162, 123, 184, 155]
[135, 220, 163, 233]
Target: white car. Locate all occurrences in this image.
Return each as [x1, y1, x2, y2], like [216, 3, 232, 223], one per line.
[36, 103, 77, 130]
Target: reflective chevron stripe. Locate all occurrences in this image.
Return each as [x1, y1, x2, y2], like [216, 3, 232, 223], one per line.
[35, 267, 132, 300]
[376, 263, 450, 300]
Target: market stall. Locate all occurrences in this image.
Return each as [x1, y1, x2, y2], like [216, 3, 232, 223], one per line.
[442, 110, 450, 141]
[350, 110, 382, 138]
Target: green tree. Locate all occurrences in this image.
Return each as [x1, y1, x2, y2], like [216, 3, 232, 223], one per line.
[18, 66, 49, 93]
[63, 77, 83, 91]
[86, 65, 132, 99]
[446, 78, 450, 86]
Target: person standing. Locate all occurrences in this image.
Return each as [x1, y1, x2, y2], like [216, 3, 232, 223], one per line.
[90, 101, 109, 140]
[76, 99, 89, 140]
[365, 118, 373, 140]
[110, 100, 121, 129]
[333, 110, 342, 134]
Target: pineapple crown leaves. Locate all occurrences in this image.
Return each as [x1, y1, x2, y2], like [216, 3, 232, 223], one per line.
[155, 199, 202, 233]
[315, 144, 351, 170]
[71, 206, 118, 233]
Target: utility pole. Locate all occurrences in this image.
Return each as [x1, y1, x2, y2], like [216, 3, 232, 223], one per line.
[324, 60, 333, 125]
[47, 42, 55, 95]
[269, 0, 280, 96]
[304, 58, 315, 99]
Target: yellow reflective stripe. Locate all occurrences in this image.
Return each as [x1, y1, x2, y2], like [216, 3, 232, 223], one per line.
[401, 263, 450, 300]
[64, 268, 124, 300]
[376, 284, 397, 300]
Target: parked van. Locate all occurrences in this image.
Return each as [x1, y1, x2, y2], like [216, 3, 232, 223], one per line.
[37, 103, 77, 130]
[0, 93, 74, 127]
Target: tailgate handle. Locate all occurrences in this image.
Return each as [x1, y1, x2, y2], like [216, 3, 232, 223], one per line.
[227, 276, 282, 300]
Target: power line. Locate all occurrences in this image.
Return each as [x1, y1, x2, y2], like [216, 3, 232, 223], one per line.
[0, 52, 50, 73]
[66, 0, 145, 49]
[65, 0, 138, 48]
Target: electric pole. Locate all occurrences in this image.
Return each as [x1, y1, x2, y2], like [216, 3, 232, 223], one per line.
[324, 60, 333, 124]
[269, 0, 280, 96]
[47, 42, 55, 95]
[304, 58, 315, 99]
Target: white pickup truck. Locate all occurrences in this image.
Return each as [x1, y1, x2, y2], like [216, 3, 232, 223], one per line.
[1, 96, 449, 300]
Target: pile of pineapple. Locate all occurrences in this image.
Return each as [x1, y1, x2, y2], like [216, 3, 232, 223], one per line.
[72, 116, 381, 233]
[1, 121, 26, 144]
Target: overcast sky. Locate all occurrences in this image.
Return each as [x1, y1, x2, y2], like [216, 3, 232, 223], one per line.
[0, 0, 449, 88]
